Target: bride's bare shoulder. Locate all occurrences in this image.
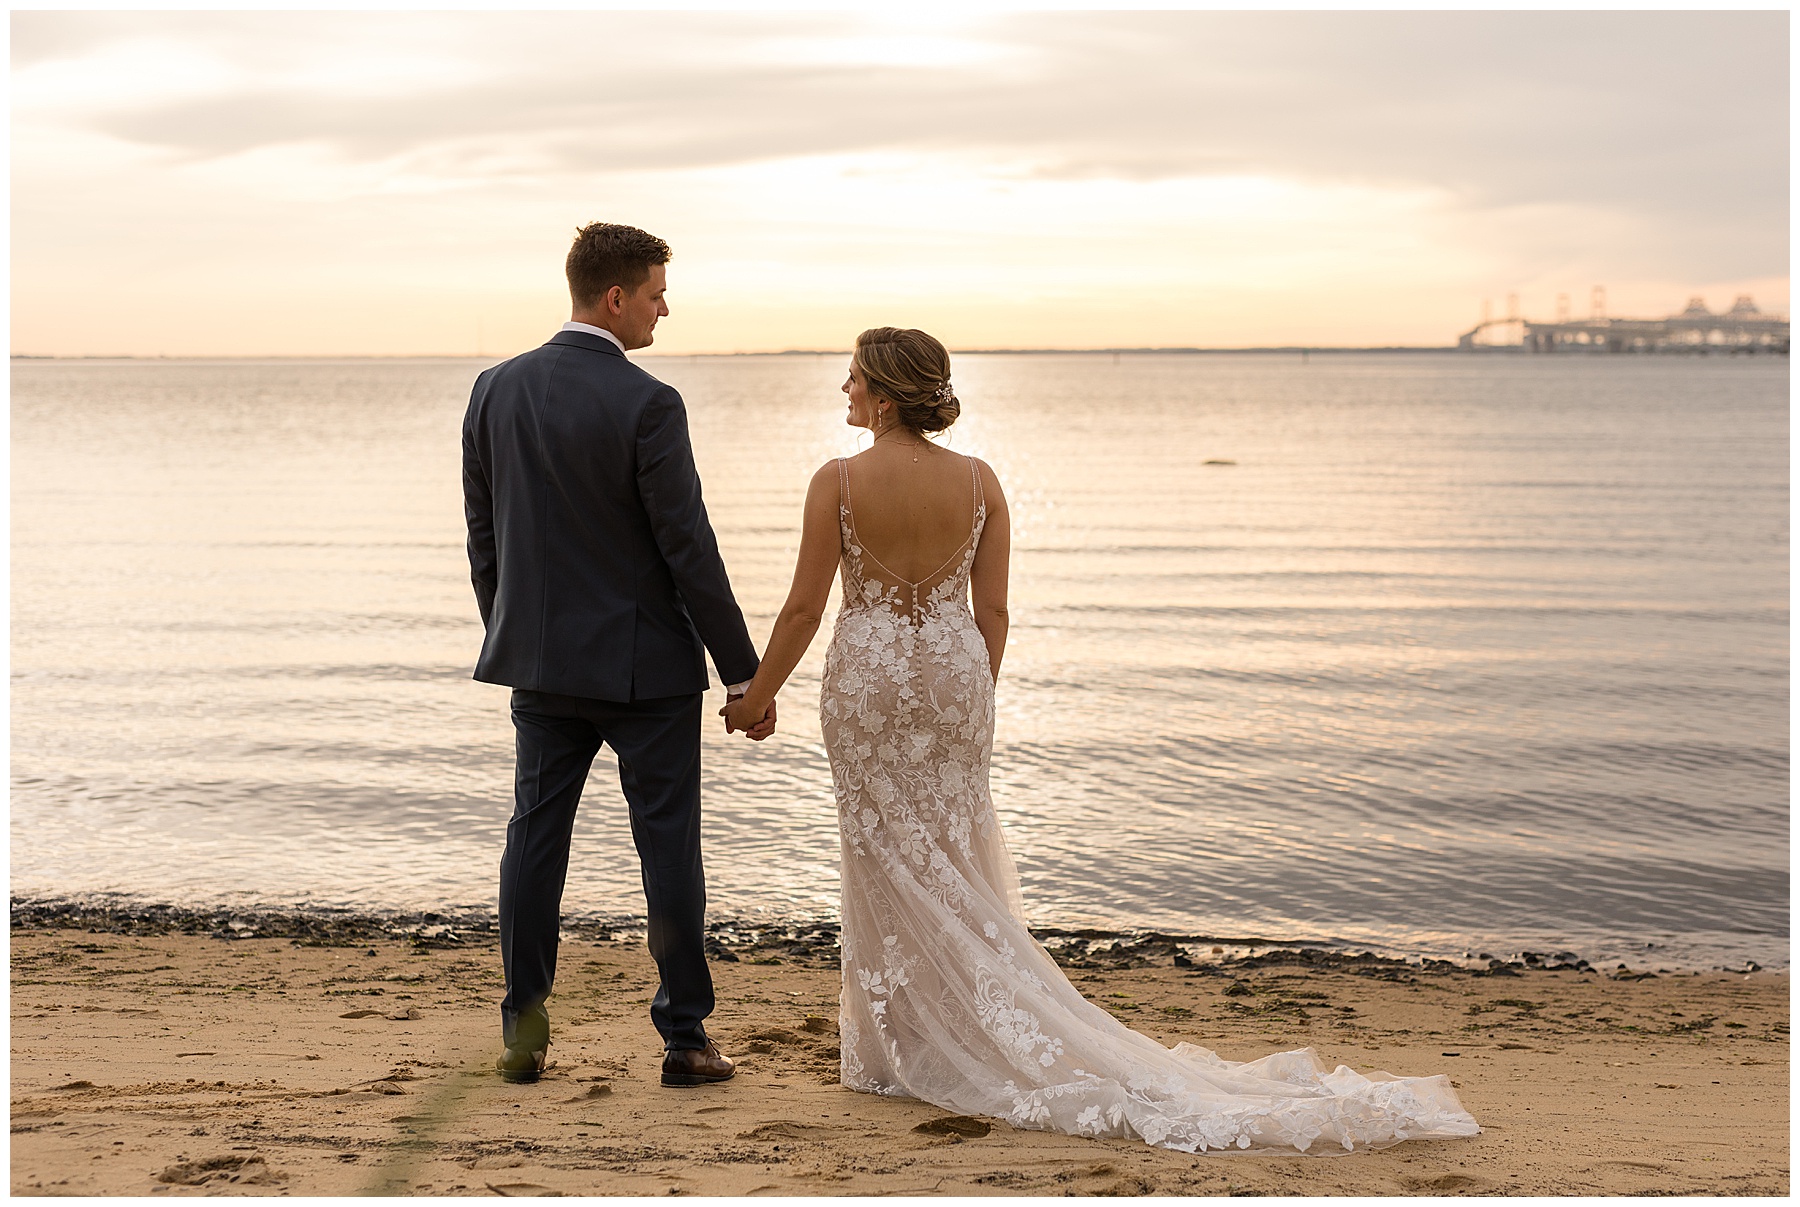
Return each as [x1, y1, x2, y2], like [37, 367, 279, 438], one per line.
[806, 458, 845, 494]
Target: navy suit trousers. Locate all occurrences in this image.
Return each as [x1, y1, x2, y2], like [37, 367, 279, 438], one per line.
[499, 688, 712, 1053]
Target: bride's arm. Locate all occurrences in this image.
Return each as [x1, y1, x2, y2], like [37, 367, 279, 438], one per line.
[724, 462, 843, 732]
[969, 459, 1010, 683]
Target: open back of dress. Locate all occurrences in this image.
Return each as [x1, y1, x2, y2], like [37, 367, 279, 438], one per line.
[835, 455, 985, 623]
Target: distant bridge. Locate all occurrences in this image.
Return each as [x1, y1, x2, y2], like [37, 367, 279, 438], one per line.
[1459, 296, 1788, 354]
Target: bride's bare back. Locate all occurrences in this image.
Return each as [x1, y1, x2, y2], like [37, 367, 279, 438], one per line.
[841, 441, 982, 597]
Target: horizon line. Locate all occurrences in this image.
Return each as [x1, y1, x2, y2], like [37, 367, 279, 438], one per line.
[12, 344, 1464, 362]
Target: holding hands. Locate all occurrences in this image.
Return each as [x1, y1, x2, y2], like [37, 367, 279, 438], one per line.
[721, 692, 777, 740]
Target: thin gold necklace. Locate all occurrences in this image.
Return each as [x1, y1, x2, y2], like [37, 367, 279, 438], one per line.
[873, 426, 929, 463]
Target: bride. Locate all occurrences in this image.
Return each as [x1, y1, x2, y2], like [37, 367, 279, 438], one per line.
[722, 328, 1477, 1154]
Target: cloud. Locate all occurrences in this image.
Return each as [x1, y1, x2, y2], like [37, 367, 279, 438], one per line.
[20, 11, 1785, 218]
[10, 10, 1787, 354]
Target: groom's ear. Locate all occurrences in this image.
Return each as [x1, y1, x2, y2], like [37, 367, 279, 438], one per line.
[603, 284, 626, 315]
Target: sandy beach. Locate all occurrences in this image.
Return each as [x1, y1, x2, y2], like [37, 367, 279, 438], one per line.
[10, 915, 1787, 1197]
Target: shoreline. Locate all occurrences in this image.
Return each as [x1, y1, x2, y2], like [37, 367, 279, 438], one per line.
[12, 897, 1777, 978]
[11, 922, 1788, 1196]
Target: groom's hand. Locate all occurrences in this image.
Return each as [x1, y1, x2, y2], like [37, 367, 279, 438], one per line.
[721, 692, 746, 734]
[720, 693, 777, 741]
[744, 697, 776, 742]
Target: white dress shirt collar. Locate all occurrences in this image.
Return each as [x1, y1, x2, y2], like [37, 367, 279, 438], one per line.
[560, 321, 625, 353]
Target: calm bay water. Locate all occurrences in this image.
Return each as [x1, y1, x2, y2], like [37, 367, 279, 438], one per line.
[11, 352, 1788, 969]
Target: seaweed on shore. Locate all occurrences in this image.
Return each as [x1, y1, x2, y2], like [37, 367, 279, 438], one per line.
[7, 897, 1609, 975]
[8, 899, 496, 948]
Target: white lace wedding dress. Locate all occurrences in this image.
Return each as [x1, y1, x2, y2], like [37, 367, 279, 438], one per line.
[819, 455, 1479, 1154]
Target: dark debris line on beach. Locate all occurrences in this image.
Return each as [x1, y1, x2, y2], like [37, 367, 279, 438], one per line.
[9, 899, 492, 949]
[7, 897, 1699, 979]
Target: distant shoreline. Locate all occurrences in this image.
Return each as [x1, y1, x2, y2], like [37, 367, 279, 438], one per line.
[15, 344, 1787, 362]
[11, 346, 1462, 362]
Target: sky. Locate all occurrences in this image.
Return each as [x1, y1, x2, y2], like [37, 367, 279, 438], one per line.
[11, 9, 1790, 357]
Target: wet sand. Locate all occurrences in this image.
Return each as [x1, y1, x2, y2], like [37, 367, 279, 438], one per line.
[10, 922, 1788, 1196]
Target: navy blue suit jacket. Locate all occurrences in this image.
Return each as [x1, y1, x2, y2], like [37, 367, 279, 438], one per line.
[462, 330, 758, 701]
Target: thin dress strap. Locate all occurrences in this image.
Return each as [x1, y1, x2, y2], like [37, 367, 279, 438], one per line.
[836, 457, 856, 574]
[970, 456, 984, 531]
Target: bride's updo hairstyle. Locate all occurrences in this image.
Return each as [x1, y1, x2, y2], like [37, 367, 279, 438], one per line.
[854, 327, 960, 434]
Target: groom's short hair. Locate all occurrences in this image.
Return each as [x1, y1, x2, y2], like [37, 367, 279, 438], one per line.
[566, 223, 672, 309]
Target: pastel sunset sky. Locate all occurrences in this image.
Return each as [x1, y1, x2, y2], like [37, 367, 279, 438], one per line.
[11, 8, 1789, 357]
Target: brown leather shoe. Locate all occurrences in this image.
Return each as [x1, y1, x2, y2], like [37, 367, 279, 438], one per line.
[496, 1046, 547, 1084]
[660, 1040, 735, 1086]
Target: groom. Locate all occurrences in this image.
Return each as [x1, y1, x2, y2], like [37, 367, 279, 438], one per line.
[462, 222, 773, 1086]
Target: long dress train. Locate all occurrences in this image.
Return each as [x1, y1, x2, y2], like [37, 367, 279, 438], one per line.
[818, 455, 1478, 1154]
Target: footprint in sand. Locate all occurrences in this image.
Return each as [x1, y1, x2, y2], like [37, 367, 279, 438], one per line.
[737, 1121, 840, 1142]
[468, 1155, 528, 1170]
[564, 1084, 612, 1102]
[157, 1155, 287, 1187]
[1401, 1173, 1483, 1191]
